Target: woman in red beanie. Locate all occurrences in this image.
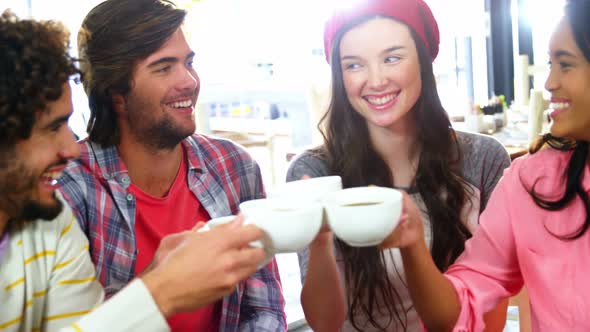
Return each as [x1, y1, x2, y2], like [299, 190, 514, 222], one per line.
[286, 0, 510, 331]
[380, 0, 590, 330]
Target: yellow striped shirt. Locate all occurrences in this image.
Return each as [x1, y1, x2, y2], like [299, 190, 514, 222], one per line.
[0, 195, 104, 331]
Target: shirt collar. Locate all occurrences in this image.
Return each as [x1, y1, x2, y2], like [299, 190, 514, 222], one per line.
[85, 140, 129, 180]
[86, 135, 208, 179]
[182, 135, 205, 172]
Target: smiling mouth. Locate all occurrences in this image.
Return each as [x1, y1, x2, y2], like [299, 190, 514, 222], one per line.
[549, 102, 571, 110]
[166, 99, 193, 109]
[364, 92, 399, 106]
[40, 170, 63, 186]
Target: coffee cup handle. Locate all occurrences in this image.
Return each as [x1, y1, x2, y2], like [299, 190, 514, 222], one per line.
[196, 224, 211, 233]
[249, 240, 264, 249]
[197, 221, 266, 254]
[243, 219, 263, 249]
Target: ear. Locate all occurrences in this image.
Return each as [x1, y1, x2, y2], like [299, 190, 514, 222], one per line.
[112, 94, 126, 115]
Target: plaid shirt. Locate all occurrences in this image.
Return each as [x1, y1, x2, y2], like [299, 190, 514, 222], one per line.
[58, 134, 286, 331]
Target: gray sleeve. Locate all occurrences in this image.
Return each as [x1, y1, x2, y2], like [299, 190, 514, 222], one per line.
[285, 151, 330, 182]
[458, 132, 511, 210]
[480, 144, 511, 208]
[286, 151, 329, 284]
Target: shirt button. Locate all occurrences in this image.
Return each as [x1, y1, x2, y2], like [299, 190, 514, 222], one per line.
[126, 193, 134, 201]
[121, 176, 130, 184]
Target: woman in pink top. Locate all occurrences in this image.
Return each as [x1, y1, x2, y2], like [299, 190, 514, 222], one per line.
[383, 0, 590, 330]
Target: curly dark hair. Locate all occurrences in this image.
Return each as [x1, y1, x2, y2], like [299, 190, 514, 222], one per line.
[0, 10, 78, 146]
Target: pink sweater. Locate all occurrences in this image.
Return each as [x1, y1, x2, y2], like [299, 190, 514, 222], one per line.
[445, 148, 590, 331]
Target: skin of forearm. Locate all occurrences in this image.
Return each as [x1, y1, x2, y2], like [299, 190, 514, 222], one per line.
[141, 271, 176, 318]
[483, 297, 509, 332]
[400, 240, 461, 332]
[301, 237, 346, 331]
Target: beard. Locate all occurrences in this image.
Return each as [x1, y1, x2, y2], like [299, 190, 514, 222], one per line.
[0, 148, 63, 224]
[135, 117, 188, 150]
[125, 92, 195, 151]
[15, 196, 63, 222]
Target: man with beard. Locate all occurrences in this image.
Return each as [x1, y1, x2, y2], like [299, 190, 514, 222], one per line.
[0, 11, 104, 330]
[57, 1, 286, 331]
[1, 10, 269, 332]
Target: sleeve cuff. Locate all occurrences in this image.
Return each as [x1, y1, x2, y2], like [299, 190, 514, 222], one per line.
[444, 274, 485, 332]
[63, 279, 170, 332]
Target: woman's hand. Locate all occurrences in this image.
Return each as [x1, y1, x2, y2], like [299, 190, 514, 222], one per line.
[380, 192, 424, 249]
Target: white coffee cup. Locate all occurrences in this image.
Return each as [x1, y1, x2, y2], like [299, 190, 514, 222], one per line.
[322, 186, 402, 247]
[197, 215, 237, 233]
[239, 198, 323, 253]
[269, 175, 342, 227]
[198, 214, 274, 268]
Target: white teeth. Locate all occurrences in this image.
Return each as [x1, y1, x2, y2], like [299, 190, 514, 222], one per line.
[169, 100, 192, 108]
[366, 94, 396, 105]
[549, 102, 571, 110]
[41, 171, 62, 181]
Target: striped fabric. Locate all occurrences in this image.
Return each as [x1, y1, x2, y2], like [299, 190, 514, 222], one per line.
[57, 134, 286, 331]
[0, 195, 104, 331]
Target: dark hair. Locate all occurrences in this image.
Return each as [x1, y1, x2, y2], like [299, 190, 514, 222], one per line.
[316, 16, 472, 331]
[526, 0, 590, 239]
[78, 0, 186, 147]
[0, 11, 78, 146]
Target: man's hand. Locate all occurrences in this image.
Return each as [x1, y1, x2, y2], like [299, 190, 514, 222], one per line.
[138, 223, 205, 277]
[141, 216, 266, 317]
[139, 222, 208, 276]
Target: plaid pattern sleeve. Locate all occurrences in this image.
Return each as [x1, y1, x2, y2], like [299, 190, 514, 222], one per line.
[57, 141, 136, 296]
[58, 135, 286, 331]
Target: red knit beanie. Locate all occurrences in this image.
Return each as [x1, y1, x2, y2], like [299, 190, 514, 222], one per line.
[323, 0, 440, 63]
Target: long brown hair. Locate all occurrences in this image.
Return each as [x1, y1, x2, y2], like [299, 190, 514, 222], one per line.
[316, 17, 472, 331]
[77, 0, 186, 147]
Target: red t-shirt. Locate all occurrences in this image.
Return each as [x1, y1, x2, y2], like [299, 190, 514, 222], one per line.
[130, 150, 220, 331]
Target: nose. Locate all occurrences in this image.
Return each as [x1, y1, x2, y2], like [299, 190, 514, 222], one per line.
[58, 128, 80, 161]
[544, 67, 560, 93]
[367, 65, 387, 90]
[177, 66, 199, 92]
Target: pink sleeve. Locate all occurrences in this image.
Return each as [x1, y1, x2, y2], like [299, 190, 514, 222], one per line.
[443, 169, 525, 331]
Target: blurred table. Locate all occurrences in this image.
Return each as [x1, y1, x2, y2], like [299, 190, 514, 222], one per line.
[209, 118, 292, 186]
[452, 121, 529, 160]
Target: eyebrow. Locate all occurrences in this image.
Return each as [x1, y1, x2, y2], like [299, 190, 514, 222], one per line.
[341, 46, 405, 61]
[147, 51, 196, 68]
[553, 50, 577, 58]
[381, 46, 405, 54]
[41, 113, 71, 130]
